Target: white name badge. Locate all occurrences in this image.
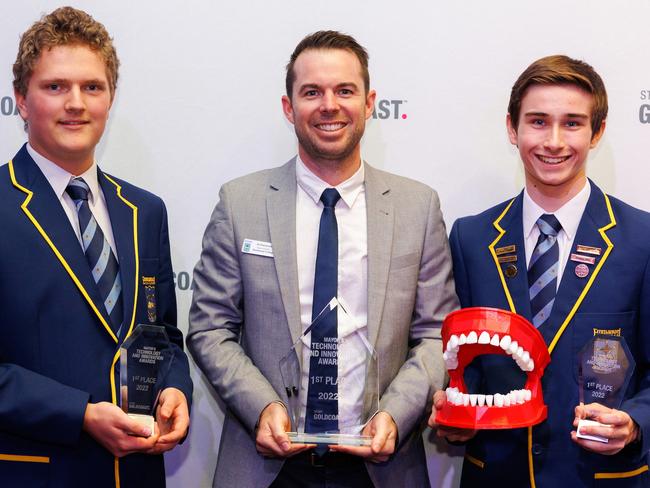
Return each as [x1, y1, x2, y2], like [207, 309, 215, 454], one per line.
[242, 238, 273, 258]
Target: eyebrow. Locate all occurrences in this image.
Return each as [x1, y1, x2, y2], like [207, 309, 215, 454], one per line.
[298, 82, 360, 92]
[39, 78, 68, 84]
[524, 111, 589, 119]
[39, 78, 107, 85]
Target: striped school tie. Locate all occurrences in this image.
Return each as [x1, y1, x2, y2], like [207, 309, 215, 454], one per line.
[528, 214, 562, 328]
[66, 178, 123, 334]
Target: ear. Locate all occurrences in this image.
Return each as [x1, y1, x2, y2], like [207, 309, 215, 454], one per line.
[281, 95, 295, 124]
[590, 119, 606, 148]
[365, 89, 377, 120]
[506, 113, 518, 146]
[14, 88, 29, 122]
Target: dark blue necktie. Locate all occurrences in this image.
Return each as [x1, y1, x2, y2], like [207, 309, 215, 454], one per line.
[66, 178, 124, 335]
[528, 213, 562, 328]
[305, 188, 341, 434]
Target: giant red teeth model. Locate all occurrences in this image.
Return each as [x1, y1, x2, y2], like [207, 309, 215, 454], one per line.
[435, 307, 551, 429]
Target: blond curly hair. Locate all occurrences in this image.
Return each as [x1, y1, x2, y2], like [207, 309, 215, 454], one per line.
[13, 6, 119, 99]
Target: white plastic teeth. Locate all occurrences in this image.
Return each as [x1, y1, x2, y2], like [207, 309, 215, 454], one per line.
[444, 333, 535, 372]
[445, 387, 532, 408]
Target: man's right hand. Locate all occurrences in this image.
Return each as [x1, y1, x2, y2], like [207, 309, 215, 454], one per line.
[428, 390, 477, 442]
[83, 402, 159, 457]
[255, 402, 314, 458]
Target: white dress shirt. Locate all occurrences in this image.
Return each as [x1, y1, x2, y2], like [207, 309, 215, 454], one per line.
[522, 181, 591, 289]
[27, 144, 118, 257]
[295, 156, 369, 434]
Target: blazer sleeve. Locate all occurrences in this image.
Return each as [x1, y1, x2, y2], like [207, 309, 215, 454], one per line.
[449, 218, 472, 308]
[0, 364, 90, 446]
[378, 189, 459, 441]
[187, 184, 282, 434]
[620, 250, 650, 457]
[156, 200, 193, 408]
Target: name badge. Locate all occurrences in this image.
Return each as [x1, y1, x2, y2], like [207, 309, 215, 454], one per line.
[242, 238, 273, 258]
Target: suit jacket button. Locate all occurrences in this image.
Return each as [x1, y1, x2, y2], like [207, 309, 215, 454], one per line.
[532, 443, 543, 455]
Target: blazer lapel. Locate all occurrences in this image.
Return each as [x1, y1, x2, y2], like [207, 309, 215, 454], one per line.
[542, 181, 615, 353]
[488, 192, 532, 319]
[365, 164, 393, 347]
[9, 146, 117, 341]
[99, 171, 138, 341]
[267, 159, 302, 345]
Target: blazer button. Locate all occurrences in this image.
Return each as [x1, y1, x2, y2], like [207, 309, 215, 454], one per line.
[532, 443, 543, 455]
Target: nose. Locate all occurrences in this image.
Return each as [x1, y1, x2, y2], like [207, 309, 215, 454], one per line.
[544, 124, 565, 151]
[320, 91, 339, 113]
[64, 86, 85, 112]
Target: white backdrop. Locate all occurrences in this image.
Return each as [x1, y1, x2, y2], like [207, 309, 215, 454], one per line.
[2, 2, 650, 486]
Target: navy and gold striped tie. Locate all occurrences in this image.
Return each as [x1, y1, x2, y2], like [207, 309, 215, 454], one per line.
[66, 178, 123, 334]
[528, 213, 562, 328]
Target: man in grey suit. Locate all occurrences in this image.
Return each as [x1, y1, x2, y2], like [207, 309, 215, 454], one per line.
[187, 31, 458, 487]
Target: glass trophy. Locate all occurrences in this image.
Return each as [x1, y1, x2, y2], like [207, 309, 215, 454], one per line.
[279, 297, 377, 446]
[577, 335, 635, 443]
[120, 324, 174, 435]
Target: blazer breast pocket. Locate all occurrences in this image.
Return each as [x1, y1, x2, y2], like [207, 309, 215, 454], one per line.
[137, 258, 160, 325]
[571, 311, 636, 384]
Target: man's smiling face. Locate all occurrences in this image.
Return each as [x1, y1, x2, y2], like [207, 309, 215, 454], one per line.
[282, 48, 375, 172]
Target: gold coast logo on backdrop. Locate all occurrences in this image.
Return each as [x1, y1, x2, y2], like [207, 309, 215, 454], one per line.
[173, 270, 195, 292]
[1, 95, 19, 116]
[639, 90, 650, 123]
[372, 98, 408, 120]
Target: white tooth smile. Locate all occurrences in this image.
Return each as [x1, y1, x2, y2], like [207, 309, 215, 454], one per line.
[445, 332, 535, 372]
[537, 155, 569, 164]
[317, 123, 345, 131]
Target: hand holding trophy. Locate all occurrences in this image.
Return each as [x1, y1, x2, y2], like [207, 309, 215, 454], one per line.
[279, 297, 378, 446]
[120, 324, 174, 436]
[576, 335, 635, 443]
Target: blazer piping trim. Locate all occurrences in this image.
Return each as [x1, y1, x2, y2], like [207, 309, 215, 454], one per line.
[527, 426, 536, 488]
[488, 198, 517, 313]
[8, 160, 118, 343]
[102, 173, 140, 488]
[0, 453, 50, 463]
[547, 192, 616, 355]
[464, 454, 485, 469]
[594, 464, 649, 479]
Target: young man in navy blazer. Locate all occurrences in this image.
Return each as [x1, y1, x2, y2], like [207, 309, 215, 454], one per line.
[0, 7, 192, 487]
[430, 56, 650, 486]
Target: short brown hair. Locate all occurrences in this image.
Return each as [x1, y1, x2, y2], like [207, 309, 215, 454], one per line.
[508, 55, 608, 138]
[285, 30, 369, 99]
[13, 7, 119, 99]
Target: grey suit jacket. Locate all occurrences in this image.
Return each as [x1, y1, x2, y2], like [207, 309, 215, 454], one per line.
[187, 159, 458, 487]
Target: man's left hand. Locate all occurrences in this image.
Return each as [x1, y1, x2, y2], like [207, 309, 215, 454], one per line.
[330, 411, 397, 463]
[571, 402, 639, 455]
[148, 388, 190, 454]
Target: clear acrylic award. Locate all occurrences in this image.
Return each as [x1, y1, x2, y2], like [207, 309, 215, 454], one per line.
[279, 298, 377, 446]
[577, 335, 635, 443]
[119, 324, 174, 435]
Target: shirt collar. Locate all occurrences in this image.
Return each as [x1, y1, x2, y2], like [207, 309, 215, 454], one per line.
[523, 180, 591, 241]
[295, 155, 365, 208]
[28, 143, 101, 204]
